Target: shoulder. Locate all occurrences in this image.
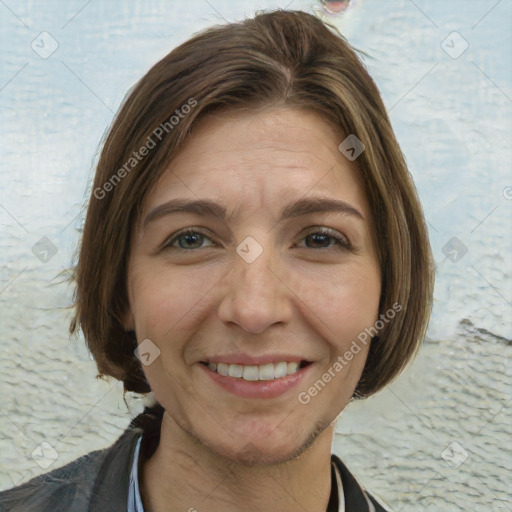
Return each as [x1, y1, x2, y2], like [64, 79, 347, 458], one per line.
[0, 425, 143, 512]
[331, 454, 393, 512]
[0, 447, 109, 512]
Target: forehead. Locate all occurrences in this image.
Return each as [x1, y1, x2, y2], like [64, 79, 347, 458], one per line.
[144, 107, 369, 219]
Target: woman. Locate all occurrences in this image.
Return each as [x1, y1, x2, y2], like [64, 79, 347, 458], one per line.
[0, 9, 434, 512]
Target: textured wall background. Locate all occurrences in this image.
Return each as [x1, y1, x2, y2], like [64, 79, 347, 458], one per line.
[0, 1, 510, 510]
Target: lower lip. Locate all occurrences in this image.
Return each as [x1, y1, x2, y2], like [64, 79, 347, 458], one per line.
[200, 363, 312, 399]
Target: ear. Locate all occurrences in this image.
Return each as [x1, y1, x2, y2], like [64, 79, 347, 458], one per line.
[121, 309, 135, 332]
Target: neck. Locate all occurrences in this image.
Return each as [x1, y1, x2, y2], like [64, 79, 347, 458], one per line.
[140, 411, 334, 512]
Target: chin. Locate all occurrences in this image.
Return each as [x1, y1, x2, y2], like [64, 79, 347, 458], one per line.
[216, 440, 304, 467]
[207, 420, 329, 467]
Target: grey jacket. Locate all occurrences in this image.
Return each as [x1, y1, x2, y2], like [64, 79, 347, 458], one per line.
[0, 406, 390, 511]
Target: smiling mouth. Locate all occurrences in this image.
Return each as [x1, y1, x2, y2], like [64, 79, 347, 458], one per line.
[200, 360, 312, 381]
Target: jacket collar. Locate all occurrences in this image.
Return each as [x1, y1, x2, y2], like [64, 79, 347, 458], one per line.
[331, 454, 376, 511]
[89, 426, 143, 512]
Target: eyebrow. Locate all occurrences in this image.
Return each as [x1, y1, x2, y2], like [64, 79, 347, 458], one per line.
[143, 195, 365, 228]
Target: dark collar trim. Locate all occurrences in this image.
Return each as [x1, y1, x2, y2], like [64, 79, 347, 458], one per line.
[331, 453, 373, 511]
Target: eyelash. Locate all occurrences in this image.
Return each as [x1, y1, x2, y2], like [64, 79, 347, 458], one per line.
[162, 227, 351, 252]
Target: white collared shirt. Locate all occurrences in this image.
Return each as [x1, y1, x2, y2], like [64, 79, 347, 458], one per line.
[127, 435, 145, 512]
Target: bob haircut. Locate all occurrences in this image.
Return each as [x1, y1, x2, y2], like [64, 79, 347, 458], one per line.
[70, 9, 434, 399]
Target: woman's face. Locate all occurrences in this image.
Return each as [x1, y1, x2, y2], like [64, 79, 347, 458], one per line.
[124, 107, 381, 464]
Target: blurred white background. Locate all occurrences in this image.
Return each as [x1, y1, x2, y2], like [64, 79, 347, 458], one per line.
[0, 1, 510, 510]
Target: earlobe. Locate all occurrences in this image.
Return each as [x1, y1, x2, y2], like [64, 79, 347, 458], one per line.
[121, 310, 135, 332]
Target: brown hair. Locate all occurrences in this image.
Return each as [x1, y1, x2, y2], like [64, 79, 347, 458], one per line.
[70, 9, 434, 399]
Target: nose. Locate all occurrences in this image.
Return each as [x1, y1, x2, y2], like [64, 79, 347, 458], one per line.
[217, 245, 293, 334]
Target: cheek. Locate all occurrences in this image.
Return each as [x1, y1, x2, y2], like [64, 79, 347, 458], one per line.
[128, 264, 208, 338]
[291, 261, 381, 338]
[127, 266, 204, 394]
[337, 273, 380, 336]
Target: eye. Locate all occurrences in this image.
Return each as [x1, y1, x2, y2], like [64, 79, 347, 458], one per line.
[162, 227, 351, 252]
[162, 229, 216, 250]
[298, 227, 351, 251]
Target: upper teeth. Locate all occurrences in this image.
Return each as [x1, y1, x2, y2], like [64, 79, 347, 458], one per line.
[207, 361, 301, 381]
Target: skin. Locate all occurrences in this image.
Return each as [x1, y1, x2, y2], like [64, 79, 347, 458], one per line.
[123, 107, 381, 512]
